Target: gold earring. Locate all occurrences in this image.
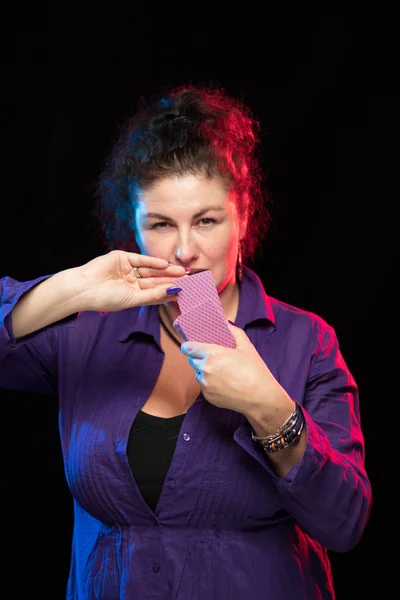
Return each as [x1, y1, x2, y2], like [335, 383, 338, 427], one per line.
[237, 242, 243, 282]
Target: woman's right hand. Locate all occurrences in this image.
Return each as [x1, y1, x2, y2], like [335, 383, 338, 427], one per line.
[78, 250, 187, 312]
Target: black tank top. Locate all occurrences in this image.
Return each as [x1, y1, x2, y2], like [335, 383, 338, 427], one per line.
[127, 410, 185, 512]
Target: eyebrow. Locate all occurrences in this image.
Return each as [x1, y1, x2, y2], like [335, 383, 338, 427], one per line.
[143, 206, 225, 220]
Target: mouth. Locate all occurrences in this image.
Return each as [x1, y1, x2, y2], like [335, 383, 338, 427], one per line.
[187, 268, 210, 275]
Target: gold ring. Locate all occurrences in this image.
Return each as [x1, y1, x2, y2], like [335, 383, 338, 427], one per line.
[133, 266, 142, 278]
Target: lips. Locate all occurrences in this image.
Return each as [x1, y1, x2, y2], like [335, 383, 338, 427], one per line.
[187, 268, 210, 275]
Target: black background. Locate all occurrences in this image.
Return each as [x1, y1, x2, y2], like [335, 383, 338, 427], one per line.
[0, 4, 396, 598]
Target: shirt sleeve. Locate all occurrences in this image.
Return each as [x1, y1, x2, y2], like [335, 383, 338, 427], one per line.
[0, 275, 75, 395]
[234, 319, 372, 553]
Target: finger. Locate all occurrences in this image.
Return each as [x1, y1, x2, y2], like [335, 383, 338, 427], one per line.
[126, 253, 170, 269]
[133, 283, 183, 306]
[180, 343, 213, 358]
[136, 276, 186, 289]
[134, 264, 189, 279]
[187, 356, 203, 371]
[126, 254, 188, 276]
[226, 320, 248, 348]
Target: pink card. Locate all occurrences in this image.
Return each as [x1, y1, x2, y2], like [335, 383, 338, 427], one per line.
[173, 270, 221, 312]
[172, 270, 236, 348]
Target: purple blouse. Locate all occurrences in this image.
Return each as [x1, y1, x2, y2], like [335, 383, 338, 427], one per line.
[0, 267, 372, 599]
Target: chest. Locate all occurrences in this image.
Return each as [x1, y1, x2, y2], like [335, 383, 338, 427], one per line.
[141, 325, 201, 417]
[57, 319, 309, 525]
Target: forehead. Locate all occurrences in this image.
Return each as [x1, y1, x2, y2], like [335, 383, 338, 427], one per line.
[135, 175, 235, 214]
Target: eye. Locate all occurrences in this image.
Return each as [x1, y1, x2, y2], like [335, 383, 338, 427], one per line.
[198, 218, 216, 227]
[150, 221, 171, 230]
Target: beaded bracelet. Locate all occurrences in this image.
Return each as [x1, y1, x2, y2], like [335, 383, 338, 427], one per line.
[251, 402, 305, 454]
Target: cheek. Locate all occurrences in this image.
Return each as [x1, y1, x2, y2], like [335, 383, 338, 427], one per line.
[207, 231, 238, 269]
[225, 241, 239, 269]
[136, 230, 172, 258]
[135, 230, 153, 254]
[219, 228, 239, 259]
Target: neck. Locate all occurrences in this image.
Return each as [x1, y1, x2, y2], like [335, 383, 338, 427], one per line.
[219, 279, 241, 320]
[158, 304, 183, 346]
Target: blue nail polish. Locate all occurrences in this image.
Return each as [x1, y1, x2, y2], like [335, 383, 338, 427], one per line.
[166, 286, 182, 295]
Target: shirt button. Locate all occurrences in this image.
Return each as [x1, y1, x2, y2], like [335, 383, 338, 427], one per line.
[183, 433, 191, 441]
[167, 479, 176, 488]
[153, 564, 160, 574]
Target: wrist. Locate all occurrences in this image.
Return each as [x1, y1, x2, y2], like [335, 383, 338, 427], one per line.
[73, 266, 102, 311]
[247, 401, 295, 438]
[244, 381, 295, 437]
[251, 401, 304, 454]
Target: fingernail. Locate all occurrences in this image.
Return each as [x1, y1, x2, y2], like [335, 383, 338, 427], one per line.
[184, 268, 191, 273]
[166, 286, 182, 295]
[168, 260, 174, 264]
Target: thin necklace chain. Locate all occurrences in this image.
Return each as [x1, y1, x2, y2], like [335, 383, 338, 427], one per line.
[158, 306, 183, 347]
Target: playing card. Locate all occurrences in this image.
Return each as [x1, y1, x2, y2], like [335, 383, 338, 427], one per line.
[172, 270, 236, 348]
[172, 270, 221, 312]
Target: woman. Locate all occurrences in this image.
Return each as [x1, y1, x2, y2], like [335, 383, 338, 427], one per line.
[0, 85, 372, 599]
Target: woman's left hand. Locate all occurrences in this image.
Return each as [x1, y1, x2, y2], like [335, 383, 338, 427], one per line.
[180, 322, 287, 418]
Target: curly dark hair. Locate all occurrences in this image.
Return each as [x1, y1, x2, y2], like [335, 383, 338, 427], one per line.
[93, 84, 271, 262]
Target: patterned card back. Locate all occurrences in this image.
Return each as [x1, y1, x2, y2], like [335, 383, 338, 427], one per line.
[172, 270, 236, 348]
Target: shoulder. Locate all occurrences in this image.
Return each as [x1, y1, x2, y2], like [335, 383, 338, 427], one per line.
[242, 266, 335, 343]
[269, 295, 331, 328]
[268, 295, 339, 358]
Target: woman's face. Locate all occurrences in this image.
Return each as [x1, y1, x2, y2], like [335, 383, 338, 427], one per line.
[134, 174, 246, 294]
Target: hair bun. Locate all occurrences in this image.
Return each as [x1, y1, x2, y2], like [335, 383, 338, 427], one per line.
[172, 115, 192, 123]
[168, 115, 191, 125]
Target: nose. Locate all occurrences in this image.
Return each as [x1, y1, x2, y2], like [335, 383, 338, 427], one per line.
[174, 231, 199, 266]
